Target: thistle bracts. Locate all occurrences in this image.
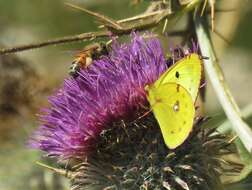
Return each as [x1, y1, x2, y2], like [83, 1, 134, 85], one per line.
[70, 117, 235, 190]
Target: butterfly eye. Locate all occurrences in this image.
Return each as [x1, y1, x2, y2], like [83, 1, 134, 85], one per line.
[175, 71, 180, 78]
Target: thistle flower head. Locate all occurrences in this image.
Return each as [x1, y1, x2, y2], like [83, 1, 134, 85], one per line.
[30, 34, 238, 190]
[30, 33, 168, 160]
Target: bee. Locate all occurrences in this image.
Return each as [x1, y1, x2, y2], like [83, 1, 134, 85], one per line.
[69, 42, 108, 78]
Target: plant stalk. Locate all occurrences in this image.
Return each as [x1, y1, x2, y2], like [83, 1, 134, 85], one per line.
[195, 18, 252, 154]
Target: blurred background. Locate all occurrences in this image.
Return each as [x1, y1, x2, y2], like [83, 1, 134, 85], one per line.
[0, 0, 251, 189]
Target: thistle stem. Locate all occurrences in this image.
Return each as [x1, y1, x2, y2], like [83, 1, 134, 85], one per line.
[0, 0, 201, 55]
[195, 18, 252, 154]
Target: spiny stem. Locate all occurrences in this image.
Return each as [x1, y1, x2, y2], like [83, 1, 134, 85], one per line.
[0, 0, 201, 55]
[65, 3, 122, 30]
[0, 31, 109, 55]
[195, 18, 252, 154]
[98, 10, 165, 29]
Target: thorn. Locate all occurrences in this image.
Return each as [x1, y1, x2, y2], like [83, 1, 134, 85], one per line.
[120, 120, 130, 138]
[174, 176, 190, 190]
[228, 135, 238, 144]
[163, 166, 175, 173]
[64, 3, 122, 30]
[176, 164, 193, 171]
[200, 0, 215, 32]
[137, 109, 152, 120]
[98, 10, 164, 29]
[210, 0, 215, 32]
[36, 161, 73, 179]
[200, 0, 208, 17]
[163, 181, 172, 190]
[162, 18, 168, 34]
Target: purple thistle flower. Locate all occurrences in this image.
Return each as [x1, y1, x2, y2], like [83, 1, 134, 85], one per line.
[30, 33, 168, 160]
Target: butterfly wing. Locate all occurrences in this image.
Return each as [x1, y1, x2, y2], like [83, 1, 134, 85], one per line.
[146, 83, 195, 149]
[155, 53, 202, 103]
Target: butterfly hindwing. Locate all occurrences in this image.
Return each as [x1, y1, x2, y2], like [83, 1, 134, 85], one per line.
[147, 83, 195, 149]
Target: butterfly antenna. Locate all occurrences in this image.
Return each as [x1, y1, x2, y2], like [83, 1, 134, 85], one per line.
[200, 55, 209, 60]
[199, 81, 206, 89]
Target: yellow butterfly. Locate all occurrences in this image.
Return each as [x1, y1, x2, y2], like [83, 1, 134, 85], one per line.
[145, 53, 202, 149]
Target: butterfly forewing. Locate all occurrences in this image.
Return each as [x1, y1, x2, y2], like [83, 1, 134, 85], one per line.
[155, 53, 202, 102]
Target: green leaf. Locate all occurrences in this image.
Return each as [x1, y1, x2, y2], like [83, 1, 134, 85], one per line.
[217, 104, 252, 183]
[218, 104, 252, 134]
[225, 139, 252, 184]
[200, 112, 226, 129]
